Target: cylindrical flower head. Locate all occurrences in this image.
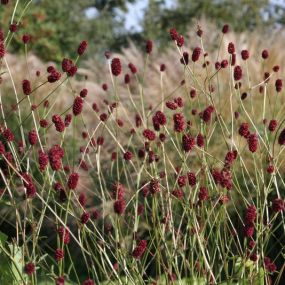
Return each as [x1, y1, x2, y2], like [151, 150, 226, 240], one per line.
[22, 34, 31, 44]
[111, 58, 121, 76]
[268, 119, 277, 132]
[38, 150, 48, 172]
[22, 79, 32, 95]
[81, 212, 90, 224]
[241, 50, 249, 60]
[77, 40, 88, 56]
[169, 28, 178, 41]
[55, 249, 64, 262]
[173, 113, 185, 132]
[73, 96, 84, 116]
[28, 129, 38, 145]
[192, 47, 202, 62]
[24, 262, 35, 275]
[234, 65, 242, 81]
[176, 34, 184, 47]
[182, 134, 195, 152]
[228, 42, 235, 54]
[67, 172, 79, 190]
[114, 199, 126, 215]
[128, 63, 137, 74]
[272, 198, 285, 213]
[222, 24, 229, 34]
[248, 133, 258, 153]
[143, 129, 156, 141]
[146, 40, 153, 54]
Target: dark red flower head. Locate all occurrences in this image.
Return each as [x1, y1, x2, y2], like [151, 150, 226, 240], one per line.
[9, 23, 18, 33]
[28, 129, 38, 146]
[128, 63, 137, 74]
[234, 65, 242, 81]
[22, 34, 31, 44]
[268, 119, 277, 132]
[248, 133, 258, 153]
[228, 42, 235, 54]
[173, 113, 185, 132]
[83, 279, 95, 285]
[58, 226, 70, 244]
[198, 186, 208, 201]
[67, 172, 79, 190]
[111, 58, 122, 76]
[62, 58, 73, 72]
[123, 150, 133, 161]
[160, 63, 166, 72]
[261, 49, 269, 59]
[187, 172, 196, 186]
[192, 47, 202, 62]
[48, 70, 61, 83]
[176, 34, 184, 47]
[241, 50, 249, 60]
[56, 276, 65, 285]
[169, 28, 178, 41]
[81, 212, 90, 224]
[52, 115, 65, 132]
[48, 144, 64, 171]
[73, 96, 84, 116]
[114, 199, 126, 215]
[24, 262, 35, 275]
[124, 74, 130, 84]
[272, 198, 285, 213]
[22, 79, 32, 95]
[55, 248, 64, 262]
[222, 24, 229, 34]
[3, 128, 15, 141]
[182, 134, 195, 152]
[77, 40, 88, 56]
[143, 129, 156, 141]
[132, 239, 147, 259]
[146, 40, 153, 54]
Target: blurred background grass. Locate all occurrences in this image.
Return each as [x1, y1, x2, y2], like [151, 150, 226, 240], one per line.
[2, 0, 285, 62]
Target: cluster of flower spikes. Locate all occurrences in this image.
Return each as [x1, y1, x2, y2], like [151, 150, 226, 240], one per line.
[47, 65, 61, 83]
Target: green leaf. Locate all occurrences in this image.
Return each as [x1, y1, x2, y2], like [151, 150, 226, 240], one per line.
[0, 231, 8, 244]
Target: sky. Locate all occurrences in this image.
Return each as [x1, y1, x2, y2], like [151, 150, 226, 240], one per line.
[125, 0, 175, 31]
